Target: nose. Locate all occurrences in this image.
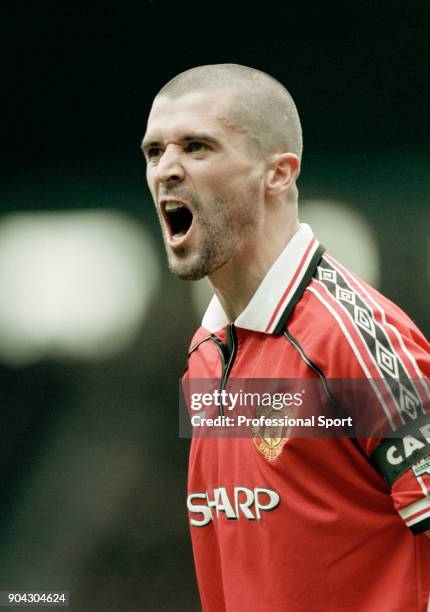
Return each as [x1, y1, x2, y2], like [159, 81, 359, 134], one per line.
[155, 144, 185, 186]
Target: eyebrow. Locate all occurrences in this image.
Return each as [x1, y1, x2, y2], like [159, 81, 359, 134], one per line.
[141, 133, 220, 152]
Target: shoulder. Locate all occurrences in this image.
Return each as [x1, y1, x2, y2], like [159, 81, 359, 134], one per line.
[310, 253, 420, 334]
[289, 252, 430, 379]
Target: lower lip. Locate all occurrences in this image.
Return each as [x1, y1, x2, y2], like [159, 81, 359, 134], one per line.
[166, 219, 194, 249]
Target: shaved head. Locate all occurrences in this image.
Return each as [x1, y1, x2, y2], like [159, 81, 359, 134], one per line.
[156, 63, 303, 161]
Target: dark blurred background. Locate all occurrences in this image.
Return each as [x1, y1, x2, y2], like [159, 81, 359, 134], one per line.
[1, 2, 429, 611]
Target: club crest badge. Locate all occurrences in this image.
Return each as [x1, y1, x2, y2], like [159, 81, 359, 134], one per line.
[252, 403, 289, 461]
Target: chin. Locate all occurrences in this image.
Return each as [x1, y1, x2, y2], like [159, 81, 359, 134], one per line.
[166, 245, 229, 282]
[168, 258, 208, 281]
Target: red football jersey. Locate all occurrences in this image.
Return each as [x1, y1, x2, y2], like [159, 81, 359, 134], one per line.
[184, 224, 430, 611]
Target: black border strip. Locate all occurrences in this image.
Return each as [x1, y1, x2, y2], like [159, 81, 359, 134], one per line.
[273, 244, 326, 335]
[183, 334, 213, 375]
[410, 515, 430, 535]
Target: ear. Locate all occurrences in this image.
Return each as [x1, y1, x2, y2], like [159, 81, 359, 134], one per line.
[265, 153, 301, 197]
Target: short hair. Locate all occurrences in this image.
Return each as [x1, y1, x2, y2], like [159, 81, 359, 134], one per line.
[156, 64, 303, 160]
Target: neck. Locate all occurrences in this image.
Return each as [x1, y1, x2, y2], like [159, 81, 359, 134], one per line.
[208, 211, 299, 322]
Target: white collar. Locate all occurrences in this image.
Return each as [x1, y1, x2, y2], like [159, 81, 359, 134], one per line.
[201, 223, 323, 335]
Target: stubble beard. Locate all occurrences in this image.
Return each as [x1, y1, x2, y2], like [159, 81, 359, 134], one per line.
[162, 188, 261, 281]
[165, 217, 233, 281]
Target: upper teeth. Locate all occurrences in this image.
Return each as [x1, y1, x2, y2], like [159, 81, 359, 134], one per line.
[165, 201, 184, 212]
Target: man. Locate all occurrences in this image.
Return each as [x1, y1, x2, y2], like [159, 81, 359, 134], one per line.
[142, 64, 430, 611]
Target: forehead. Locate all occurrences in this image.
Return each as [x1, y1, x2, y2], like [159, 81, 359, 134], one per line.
[145, 89, 237, 140]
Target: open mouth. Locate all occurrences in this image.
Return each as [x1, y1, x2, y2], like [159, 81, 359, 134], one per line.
[164, 202, 194, 241]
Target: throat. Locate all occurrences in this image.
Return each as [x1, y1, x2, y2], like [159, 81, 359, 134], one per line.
[208, 224, 299, 322]
[209, 264, 264, 323]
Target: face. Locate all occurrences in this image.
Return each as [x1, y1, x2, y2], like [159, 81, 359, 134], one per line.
[142, 89, 265, 280]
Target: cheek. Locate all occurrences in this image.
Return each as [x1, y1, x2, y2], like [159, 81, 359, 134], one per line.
[204, 169, 253, 196]
[192, 159, 262, 203]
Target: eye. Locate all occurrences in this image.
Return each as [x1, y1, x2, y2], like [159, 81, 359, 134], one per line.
[186, 141, 208, 153]
[146, 146, 162, 159]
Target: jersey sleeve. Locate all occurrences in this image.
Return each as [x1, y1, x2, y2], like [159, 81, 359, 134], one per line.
[309, 254, 430, 535]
